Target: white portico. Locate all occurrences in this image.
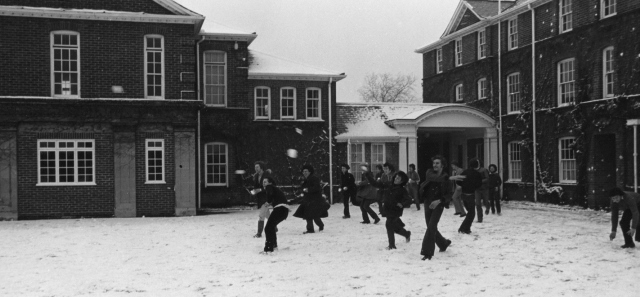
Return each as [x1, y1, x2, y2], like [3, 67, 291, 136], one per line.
[387, 105, 497, 172]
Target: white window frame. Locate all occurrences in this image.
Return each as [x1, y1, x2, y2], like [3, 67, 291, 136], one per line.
[280, 87, 296, 120]
[603, 47, 614, 98]
[145, 139, 165, 184]
[559, 0, 573, 33]
[203, 51, 227, 106]
[306, 87, 322, 120]
[255, 87, 271, 120]
[37, 139, 96, 186]
[507, 72, 521, 113]
[508, 17, 518, 50]
[371, 143, 386, 170]
[144, 35, 164, 99]
[436, 48, 443, 73]
[558, 58, 576, 106]
[477, 29, 487, 60]
[477, 78, 487, 100]
[349, 143, 364, 181]
[559, 137, 577, 183]
[51, 31, 80, 98]
[601, 0, 617, 19]
[205, 142, 228, 187]
[455, 39, 462, 67]
[455, 84, 464, 102]
[508, 141, 522, 181]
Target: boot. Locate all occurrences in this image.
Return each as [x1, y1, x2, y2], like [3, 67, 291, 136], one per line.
[254, 220, 264, 238]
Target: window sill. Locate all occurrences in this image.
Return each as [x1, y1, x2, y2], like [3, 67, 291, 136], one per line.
[253, 119, 325, 122]
[506, 111, 521, 115]
[557, 103, 575, 108]
[601, 13, 616, 20]
[560, 29, 573, 34]
[145, 181, 166, 185]
[205, 184, 228, 187]
[504, 180, 522, 184]
[554, 182, 577, 185]
[37, 182, 97, 186]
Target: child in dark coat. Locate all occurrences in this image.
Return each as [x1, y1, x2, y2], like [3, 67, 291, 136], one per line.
[487, 164, 502, 215]
[367, 171, 413, 249]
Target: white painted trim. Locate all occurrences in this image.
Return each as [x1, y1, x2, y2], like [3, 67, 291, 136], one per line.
[455, 39, 463, 67]
[144, 35, 165, 99]
[600, 0, 617, 19]
[455, 84, 464, 102]
[477, 77, 487, 100]
[506, 72, 521, 113]
[249, 73, 346, 82]
[203, 50, 227, 107]
[557, 58, 576, 106]
[201, 33, 257, 45]
[370, 143, 386, 168]
[558, 137, 577, 183]
[305, 87, 322, 120]
[602, 46, 615, 98]
[436, 48, 443, 73]
[477, 28, 487, 60]
[559, 0, 573, 34]
[50, 31, 80, 99]
[254, 86, 271, 120]
[280, 87, 297, 120]
[145, 139, 166, 184]
[204, 142, 229, 187]
[507, 141, 522, 181]
[36, 139, 96, 186]
[507, 17, 519, 50]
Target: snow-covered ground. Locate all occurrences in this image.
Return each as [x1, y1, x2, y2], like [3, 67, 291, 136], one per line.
[1, 201, 639, 297]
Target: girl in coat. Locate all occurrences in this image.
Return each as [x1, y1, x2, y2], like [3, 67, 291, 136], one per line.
[293, 165, 328, 234]
[420, 155, 453, 260]
[487, 164, 502, 215]
[356, 164, 380, 224]
[367, 171, 413, 249]
[262, 177, 289, 253]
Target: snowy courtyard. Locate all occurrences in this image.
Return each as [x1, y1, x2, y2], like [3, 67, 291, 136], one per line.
[1, 201, 639, 297]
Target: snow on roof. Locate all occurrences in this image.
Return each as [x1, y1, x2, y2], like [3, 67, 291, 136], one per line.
[249, 50, 346, 81]
[335, 103, 455, 140]
[200, 20, 255, 36]
[0, 6, 148, 15]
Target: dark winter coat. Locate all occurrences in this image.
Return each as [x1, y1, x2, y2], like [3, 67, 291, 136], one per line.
[488, 172, 502, 189]
[611, 191, 640, 232]
[457, 168, 482, 194]
[340, 171, 356, 193]
[368, 175, 413, 218]
[419, 169, 452, 206]
[293, 174, 329, 219]
[356, 171, 378, 201]
[265, 184, 288, 206]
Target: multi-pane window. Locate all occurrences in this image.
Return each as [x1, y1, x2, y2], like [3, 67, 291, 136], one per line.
[51, 32, 79, 97]
[559, 137, 576, 183]
[349, 143, 364, 181]
[306, 88, 321, 119]
[255, 87, 270, 120]
[145, 35, 163, 98]
[455, 84, 464, 102]
[38, 140, 94, 185]
[371, 144, 385, 171]
[603, 47, 614, 98]
[558, 58, 575, 105]
[146, 139, 164, 183]
[508, 142, 522, 181]
[205, 143, 228, 186]
[436, 48, 443, 73]
[477, 78, 487, 100]
[508, 18, 518, 50]
[281, 87, 296, 120]
[204, 51, 226, 106]
[507, 73, 521, 113]
[477, 29, 486, 59]
[455, 39, 462, 66]
[560, 0, 573, 33]
[601, 0, 616, 18]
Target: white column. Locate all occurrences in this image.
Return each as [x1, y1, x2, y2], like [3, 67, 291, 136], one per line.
[627, 119, 640, 193]
[408, 136, 418, 172]
[484, 128, 499, 167]
[399, 137, 408, 172]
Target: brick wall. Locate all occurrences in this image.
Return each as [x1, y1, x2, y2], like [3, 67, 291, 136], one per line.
[0, 17, 195, 100]
[199, 40, 251, 108]
[135, 127, 176, 216]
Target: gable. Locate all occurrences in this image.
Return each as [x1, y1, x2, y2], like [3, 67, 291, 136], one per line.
[0, 0, 175, 15]
[454, 7, 481, 32]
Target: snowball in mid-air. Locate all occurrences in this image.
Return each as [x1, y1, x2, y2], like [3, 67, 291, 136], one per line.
[287, 149, 298, 158]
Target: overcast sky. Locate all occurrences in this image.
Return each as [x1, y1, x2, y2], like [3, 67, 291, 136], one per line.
[176, 0, 459, 102]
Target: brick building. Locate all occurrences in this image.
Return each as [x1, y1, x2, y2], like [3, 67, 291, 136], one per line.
[416, 0, 640, 207]
[0, 0, 345, 219]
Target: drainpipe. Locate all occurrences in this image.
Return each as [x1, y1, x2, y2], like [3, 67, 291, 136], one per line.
[529, 3, 538, 202]
[196, 36, 204, 209]
[497, 0, 504, 198]
[635, 125, 638, 193]
[328, 77, 334, 204]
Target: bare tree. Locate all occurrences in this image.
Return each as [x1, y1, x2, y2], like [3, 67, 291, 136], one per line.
[358, 73, 418, 103]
